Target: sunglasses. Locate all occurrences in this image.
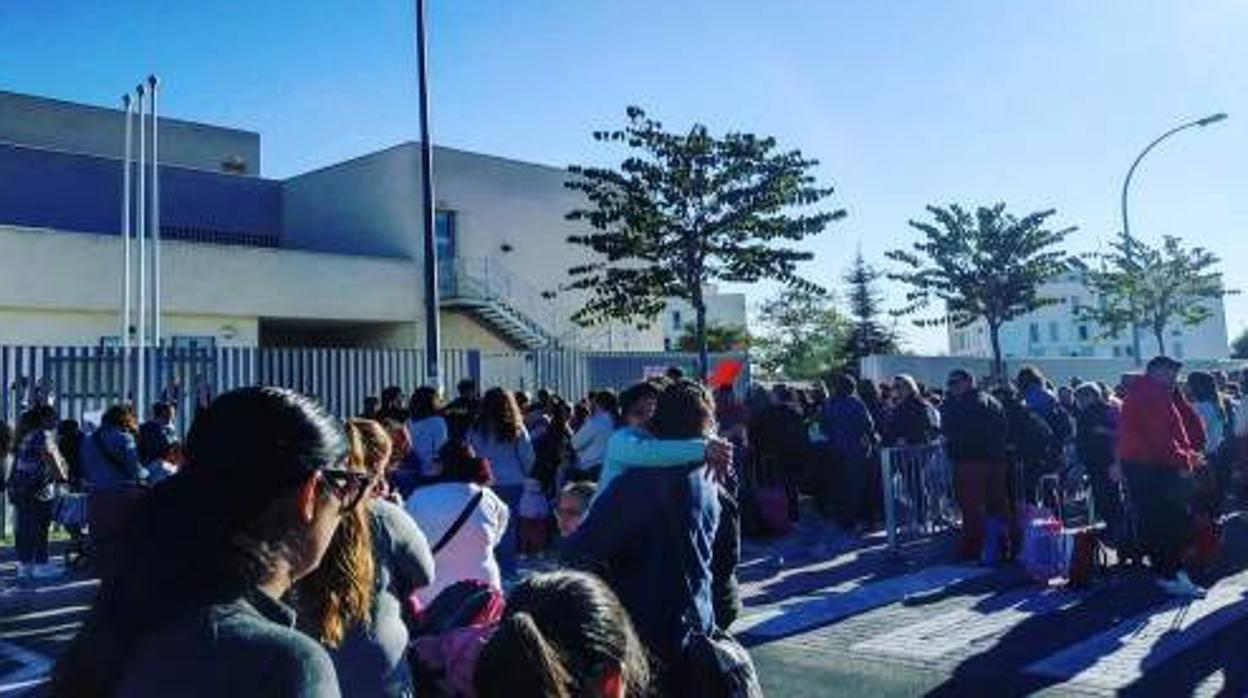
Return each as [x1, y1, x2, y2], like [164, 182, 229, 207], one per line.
[319, 468, 372, 512]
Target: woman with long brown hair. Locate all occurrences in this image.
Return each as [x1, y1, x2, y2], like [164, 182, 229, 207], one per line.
[467, 387, 534, 577]
[51, 387, 365, 697]
[341, 419, 434, 697]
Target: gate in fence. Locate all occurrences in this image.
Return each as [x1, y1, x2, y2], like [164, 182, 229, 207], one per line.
[880, 442, 960, 552]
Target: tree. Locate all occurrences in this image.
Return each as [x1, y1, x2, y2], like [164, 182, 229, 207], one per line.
[752, 287, 848, 380]
[1232, 328, 1248, 359]
[1074, 235, 1234, 357]
[839, 250, 900, 372]
[887, 204, 1075, 379]
[676, 322, 749, 353]
[558, 106, 844, 378]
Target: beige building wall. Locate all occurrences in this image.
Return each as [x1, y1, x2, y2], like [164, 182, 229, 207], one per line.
[440, 311, 514, 352]
[0, 307, 258, 346]
[0, 225, 422, 346]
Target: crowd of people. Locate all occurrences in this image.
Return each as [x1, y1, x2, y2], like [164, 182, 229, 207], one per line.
[0, 372, 756, 696]
[1, 354, 1243, 695]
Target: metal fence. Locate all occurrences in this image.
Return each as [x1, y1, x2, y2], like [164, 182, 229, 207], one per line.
[881, 442, 960, 551]
[0, 345, 751, 431]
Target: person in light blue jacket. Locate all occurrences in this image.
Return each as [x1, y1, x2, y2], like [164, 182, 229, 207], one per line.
[595, 381, 732, 500]
[82, 404, 146, 492]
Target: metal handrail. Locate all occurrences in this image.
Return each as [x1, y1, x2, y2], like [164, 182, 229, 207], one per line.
[439, 256, 564, 340]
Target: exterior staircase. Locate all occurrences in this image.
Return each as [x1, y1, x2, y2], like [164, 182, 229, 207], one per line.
[438, 256, 561, 350]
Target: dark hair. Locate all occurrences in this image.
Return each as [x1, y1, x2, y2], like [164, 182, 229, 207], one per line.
[457, 378, 477, 398]
[476, 387, 524, 443]
[619, 382, 661, 418]
[101, 403, 138, 434]
[665, 366, 686, 381]
[1187, 371, 1226, 423]
[439, 439, 494, 486]
[475, 570, 650, 698]
[515, 391, 531, 410]
[649, 380, 714, 440]
[151, 401, 175, 421]
[17, 404, 58, 442]
[592, 389, 619, 416]
[831, 373, 858, 397]
[407, 386, 442, 420]
[51, 387, 348, 696]
[381, 385, 404, 406]
[1016, 366, 1045, 391]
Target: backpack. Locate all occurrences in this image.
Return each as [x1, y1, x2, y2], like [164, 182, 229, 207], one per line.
[675, 628, 764, 698]
[410, 579, 506, 696]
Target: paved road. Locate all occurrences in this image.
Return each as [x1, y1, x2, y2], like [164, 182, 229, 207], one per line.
[4, 517, 1248, 696]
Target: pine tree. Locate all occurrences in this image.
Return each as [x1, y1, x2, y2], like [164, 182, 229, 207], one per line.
[839, 250, 899, 372]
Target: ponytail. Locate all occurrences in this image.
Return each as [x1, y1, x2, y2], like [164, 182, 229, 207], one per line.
[477, 612, 573, 698]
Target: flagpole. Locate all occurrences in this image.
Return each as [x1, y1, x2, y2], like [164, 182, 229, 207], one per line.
[120, 94, 134, 401]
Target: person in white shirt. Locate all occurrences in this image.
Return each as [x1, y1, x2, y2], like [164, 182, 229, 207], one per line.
[405, 386, 449, 478]
[571, 391, 619, 481]
[406, 440, 508, 605]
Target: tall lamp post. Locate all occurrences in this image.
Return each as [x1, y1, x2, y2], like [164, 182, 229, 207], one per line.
[414, 0, 441, 390]
[1120, 112, 1227, 364]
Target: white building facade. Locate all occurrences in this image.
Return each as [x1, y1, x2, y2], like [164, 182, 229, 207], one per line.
[661, 285, 748, 351]
[948, 272, 1230, 361]
[0, 90, 663, 353]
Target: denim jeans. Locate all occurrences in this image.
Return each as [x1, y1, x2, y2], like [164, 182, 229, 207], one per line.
[15, 496, 53, 564]
[493, 484, 524, 577]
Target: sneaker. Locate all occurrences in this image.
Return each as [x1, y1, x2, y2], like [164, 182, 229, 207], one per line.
[1175, 571, 1207, 599]
[15, 563, 32, 580]
[1157, 574, 1206, 599]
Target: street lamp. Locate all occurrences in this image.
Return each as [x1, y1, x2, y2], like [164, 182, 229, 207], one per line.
[1119, 112, 1228, 364]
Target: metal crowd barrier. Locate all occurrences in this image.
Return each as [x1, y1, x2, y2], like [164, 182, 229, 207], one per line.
[881, 442, 960, 552]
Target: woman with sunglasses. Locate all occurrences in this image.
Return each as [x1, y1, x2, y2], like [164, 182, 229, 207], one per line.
[309, 418, 434, 698]
[51, 387, 362, 698]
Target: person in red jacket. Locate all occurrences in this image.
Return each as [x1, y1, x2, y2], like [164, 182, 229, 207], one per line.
[1118, 355, 1207, 598]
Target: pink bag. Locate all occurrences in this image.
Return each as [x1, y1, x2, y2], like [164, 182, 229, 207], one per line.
[413, 623, 498, 697]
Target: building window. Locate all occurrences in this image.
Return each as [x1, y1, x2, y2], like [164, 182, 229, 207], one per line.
[1049, 322, 1060, 342]
[1029, 323, 1040, 343]
[663, 338, 672, 351]
[436, 211, 457, 260]
[1173, 342, 1184, 359]
[1113, 346, 1121, 357]
[1125, 345, 1134, 357]
[1078, 325, 1089, 341]
[671, 311, 682, 330]
[1172, 328, 1182, 338]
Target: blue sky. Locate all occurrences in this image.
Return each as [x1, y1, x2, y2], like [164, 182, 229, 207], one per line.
[2, 1, 1246, 352]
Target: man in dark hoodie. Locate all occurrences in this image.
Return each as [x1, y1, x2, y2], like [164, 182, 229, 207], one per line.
[941, 369, 1010, 560]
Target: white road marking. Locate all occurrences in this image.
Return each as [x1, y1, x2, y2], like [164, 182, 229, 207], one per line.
[1025, 584, 1248, 690]
[736, 564, 992, 641]
[851, 586, 1083, 660]
[0, 640, 51, 695]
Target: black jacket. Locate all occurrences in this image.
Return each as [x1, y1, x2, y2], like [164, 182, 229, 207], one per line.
[941, 389, 1008, 463]
[886, 397, 939, 446]
[1075, 401, 1115, 470]
[1002, 399, 1057, 469]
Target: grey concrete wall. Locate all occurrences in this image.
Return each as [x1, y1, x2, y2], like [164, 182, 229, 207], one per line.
[281, 144, 421, 259]
[0, 90, 260, 174]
